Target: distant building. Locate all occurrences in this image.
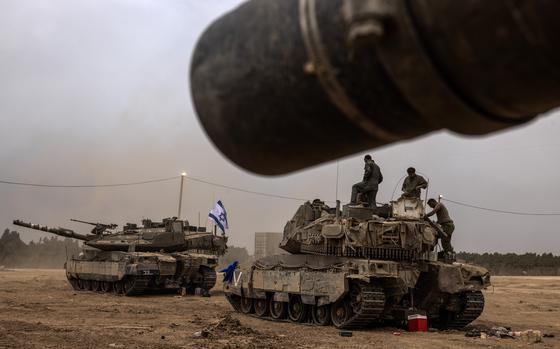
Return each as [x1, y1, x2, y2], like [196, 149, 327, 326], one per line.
[254, 232, 284, 259]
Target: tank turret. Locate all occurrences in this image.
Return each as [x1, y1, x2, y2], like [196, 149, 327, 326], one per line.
[13, 217, 226, 254]
[280, 198, 437, 261]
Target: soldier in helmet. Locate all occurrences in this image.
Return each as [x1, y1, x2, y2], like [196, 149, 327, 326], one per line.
[350, 154, 383, 207]
[426, 198, 455, 254]
[401, 167, 428, 198]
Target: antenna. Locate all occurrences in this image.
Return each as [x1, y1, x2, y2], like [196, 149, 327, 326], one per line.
[335, 200, 341, 221]
[423, 178, 430, 212]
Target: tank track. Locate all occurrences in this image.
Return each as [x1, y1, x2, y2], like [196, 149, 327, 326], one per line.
[444, 291, 485, 329]
[66, 275, 152, 296]
[224, 282, 385, 329]
[123, 277, 152, 296]
[225, 294, 242, 312]
[342, 284, 386, 329]
[199, 266, 217, 291]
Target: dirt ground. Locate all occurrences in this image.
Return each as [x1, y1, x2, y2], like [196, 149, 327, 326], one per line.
[0, 269, 558, 349]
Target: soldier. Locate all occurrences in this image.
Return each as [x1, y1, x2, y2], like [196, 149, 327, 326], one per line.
[426, 198, 455, 254]
[350, 154, 383, 207]
[401, 167, 428, 198]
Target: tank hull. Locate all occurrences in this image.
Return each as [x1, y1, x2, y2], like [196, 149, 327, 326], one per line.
[223, 254, 490, 329]
[65, 250, 219, 296]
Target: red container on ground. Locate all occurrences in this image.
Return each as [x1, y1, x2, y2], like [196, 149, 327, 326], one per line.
[407, 314, 428, 332]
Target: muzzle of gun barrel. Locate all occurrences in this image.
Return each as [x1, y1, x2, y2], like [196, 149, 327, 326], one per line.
[190, 0, 560, 175]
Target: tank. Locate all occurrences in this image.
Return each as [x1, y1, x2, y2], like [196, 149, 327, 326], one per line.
[13, 217, 227, 296]
[222, 198, 490, 329]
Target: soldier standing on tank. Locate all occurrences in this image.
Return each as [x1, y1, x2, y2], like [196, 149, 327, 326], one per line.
[401, 167, 428, 198]
[350, 154, 383, 207]
[426, 198, 455, 254]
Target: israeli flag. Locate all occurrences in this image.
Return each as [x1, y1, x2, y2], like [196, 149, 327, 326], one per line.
[208, 200, 228, 233]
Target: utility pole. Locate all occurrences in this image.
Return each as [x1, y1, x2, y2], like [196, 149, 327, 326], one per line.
[335, 161, 340, 202]
[177, 172, 187, 219]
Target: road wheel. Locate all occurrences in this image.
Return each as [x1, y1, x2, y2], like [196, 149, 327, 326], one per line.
[349, 282, 370, 315]
[67, 277, 80, 290]
[83, 280, 92, 291]
[113, 281, 124, 295]
[91, 280, 101, 292]
[254, 297, 269, 317]
[240, 294, 254, 314]
[122, 278, 136, 296]
[100, 281, 112, 293]
[331, 298, 351, 328]
[288, 295, 309, 323]
[76, 279, 85, 290]
[312, 304, 331, 326]
[269, 298, 287, 320]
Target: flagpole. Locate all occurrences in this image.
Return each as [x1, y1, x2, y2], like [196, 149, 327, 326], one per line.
[177, 171, 187, 219]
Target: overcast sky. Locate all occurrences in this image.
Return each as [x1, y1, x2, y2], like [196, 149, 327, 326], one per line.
[1, 0, 559, 254]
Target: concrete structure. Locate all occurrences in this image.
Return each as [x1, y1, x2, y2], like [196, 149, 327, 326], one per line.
[254, 232, 283, 259]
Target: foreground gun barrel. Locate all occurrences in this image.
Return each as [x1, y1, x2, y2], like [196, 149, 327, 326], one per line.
[191, 0, 560, 175]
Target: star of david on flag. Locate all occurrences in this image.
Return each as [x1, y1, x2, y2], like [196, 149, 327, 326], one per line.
[208, 200, 228, 234]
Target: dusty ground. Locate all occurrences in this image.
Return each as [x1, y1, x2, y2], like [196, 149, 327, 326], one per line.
[0, 270, 558, 349]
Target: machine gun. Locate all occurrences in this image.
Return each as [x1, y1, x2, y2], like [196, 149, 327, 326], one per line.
[13, 219, 94, 241]
[70, 219, 118, 235]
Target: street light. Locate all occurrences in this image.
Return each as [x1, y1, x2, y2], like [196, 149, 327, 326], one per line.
[178, 171, 187, 219]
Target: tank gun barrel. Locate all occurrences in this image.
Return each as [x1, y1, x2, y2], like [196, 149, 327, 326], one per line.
[13, 220, 93, 241]
[191, 0, 560, 175]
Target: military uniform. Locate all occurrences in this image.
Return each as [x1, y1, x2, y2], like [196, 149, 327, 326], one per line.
[351, 159, 383, 206]
[402, 174, 428, 198]
[428, 203, 455, 253]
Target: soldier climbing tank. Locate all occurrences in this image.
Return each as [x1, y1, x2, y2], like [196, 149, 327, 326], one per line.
[13, 217, 227, 296]
[222, 198, 490, 329]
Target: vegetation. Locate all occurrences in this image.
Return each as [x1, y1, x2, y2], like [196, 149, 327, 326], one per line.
[457, 252, 560, 276]
[218, 245, 251, 269]
[0, 229, 81, 269]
